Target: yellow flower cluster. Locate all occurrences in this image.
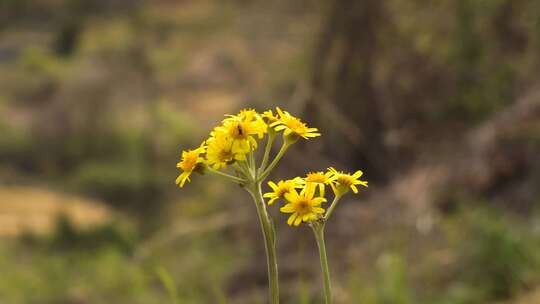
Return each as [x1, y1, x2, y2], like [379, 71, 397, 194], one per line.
[175, 106, 369, 303]
[175, 108, 320, 187]
[264, 167, 368, 226]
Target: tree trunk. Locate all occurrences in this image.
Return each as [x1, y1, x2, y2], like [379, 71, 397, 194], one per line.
[305, 0, 387, 180]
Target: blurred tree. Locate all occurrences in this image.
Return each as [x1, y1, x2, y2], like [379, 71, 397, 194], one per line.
[305, 0, 540, 181]
[305, 0, 388, 180]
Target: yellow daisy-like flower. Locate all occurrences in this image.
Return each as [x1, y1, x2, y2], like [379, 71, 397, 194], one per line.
[263, 178, 301, 205]
[216, 109, 267, 153]
[176, 143, 206, 187]
[298, 171, 333, 197]
[224, 109, 267, 138]
[280, 183, 326, 226]
[205, 132, 247, 169]
[262, 109, 279, 125]
[270, 107, 320, 139]
[328, 167, 368, 195]
[237, 108, 260, 119]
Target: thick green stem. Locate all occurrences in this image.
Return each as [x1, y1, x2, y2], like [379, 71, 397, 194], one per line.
[312, 223, 332, 304]
[249, 182, 279, 304]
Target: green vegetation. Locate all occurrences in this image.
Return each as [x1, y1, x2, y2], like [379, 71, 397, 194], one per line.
[0, 217, 243, 304]
[5, 204, 538, 304]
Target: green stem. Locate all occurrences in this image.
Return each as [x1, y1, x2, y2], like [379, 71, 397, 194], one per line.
[258, 142, 290, 182]
[236, 161, 254, 181]
[248, 182, 279, 304]
[249, 150, 256, 174]
[233, 162, 249, 179]
[259, 131, 276, 173]
[312, 223, 332, 304]
[206, 167, 246, 183]
[324, 194, 342, 221]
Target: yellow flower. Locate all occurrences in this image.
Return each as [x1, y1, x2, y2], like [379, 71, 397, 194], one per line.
[262, 109, 279, 125]
[224, 109, 267, 138]
[205, 132, 247, 169]
[328, 167, 368, 195]
[216, 109, 267, 153]
[236, 108, 258, 119]
[176, 143, 206, 187]
[270, 107, 320, 139]
[298, 171, 333, 197]
[263, 178, 301, 205]
[280, 183, 326, 226]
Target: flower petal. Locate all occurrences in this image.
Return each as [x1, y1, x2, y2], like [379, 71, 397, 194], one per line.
[267, 197, 278, 205]
[287, 214, 297, 226]
[352, 170, 364, 178]
[313, 207, 325, 214]
[268, 181, 278, 190]
[284, 188, 299, 202]
[280, 204, 296, 213]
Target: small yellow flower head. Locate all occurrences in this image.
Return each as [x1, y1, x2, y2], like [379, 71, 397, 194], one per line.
[236, 108, 259, 120]
[262, 109, 279, 125]
[216, 109, 268, 152]
[176, 143, 206, 187]
[328, 167, 368, 195]
[299, 171, 333, 197]
[205, 132, 247, 169]
[263, 178, 301, 205]
[280, 183, 327, 226]
[270, 107, 320, 140]
[224, 109, 267, 138]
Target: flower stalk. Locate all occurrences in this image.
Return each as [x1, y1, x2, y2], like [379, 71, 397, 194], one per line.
[259, 130, 276, 173]
[306, 194, 342, 304]
[249, 181, 279, 304]
[324, 193, 343, 221]
[206, 166, 247, 184]
[311, 221, 332, 304]
[258, 141, 291, 182]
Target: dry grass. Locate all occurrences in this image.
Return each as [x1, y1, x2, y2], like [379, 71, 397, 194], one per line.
[0, 186, 113, 237]
[508, 288, 540, 304]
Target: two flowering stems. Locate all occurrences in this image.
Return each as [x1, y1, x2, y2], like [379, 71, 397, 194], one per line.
[176, 108, 367, 303]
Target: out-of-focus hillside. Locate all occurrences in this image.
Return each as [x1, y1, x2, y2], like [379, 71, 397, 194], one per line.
[0, 186, 112, 237]
[1, 0, 540, 303]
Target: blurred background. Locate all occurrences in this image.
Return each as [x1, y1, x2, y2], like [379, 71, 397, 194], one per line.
[1, 0, 540, 303]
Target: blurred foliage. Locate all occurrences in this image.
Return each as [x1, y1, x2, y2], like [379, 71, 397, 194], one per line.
[0, 218, 243, 304]
[442, 206, 540, 303]
[48, 215, 137, 253]
[70, 161, 153, 207]
[345, 205, 540, 304]
[349, 252, 412, 304]
[6, 205, 540, 303]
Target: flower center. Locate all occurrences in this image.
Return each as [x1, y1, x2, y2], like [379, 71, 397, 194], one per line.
[276, 186, 290, 198]
[228, 121, 249, 140]
[285, 118, 305, 131]
[296, 198, 311, 214]
[337, 175, 353, 187]
[306, 173, 326, 184]
[217, 149, 234, 162]
[180, 153, 198, 171]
